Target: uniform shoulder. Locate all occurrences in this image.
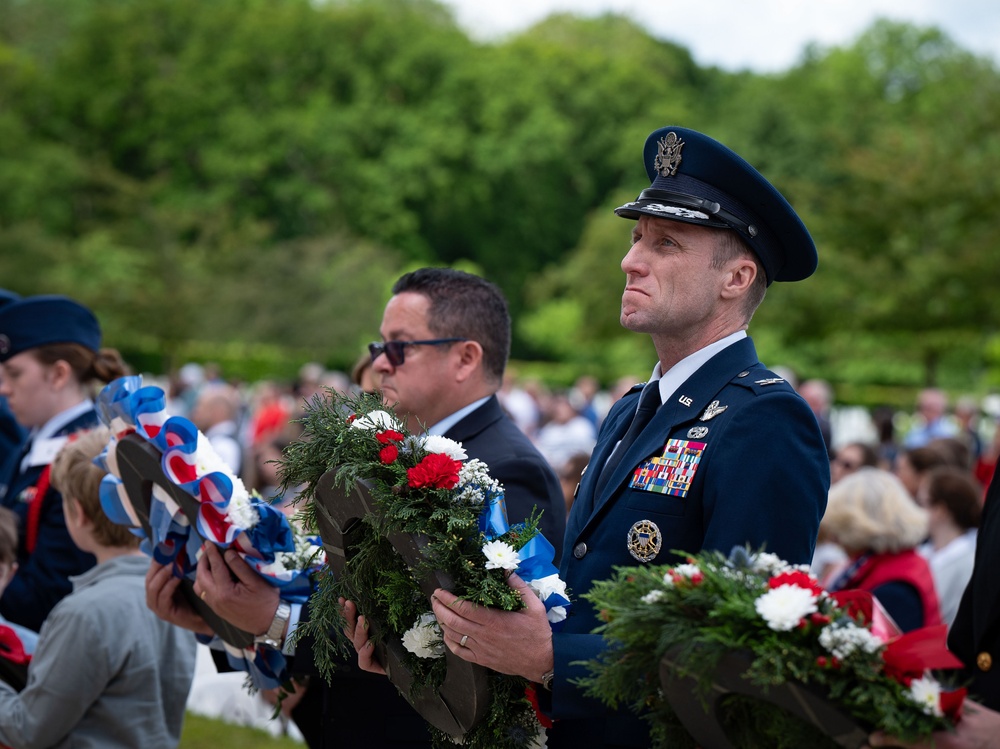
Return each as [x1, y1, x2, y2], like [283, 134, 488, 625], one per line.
[728, 367, 798, 396]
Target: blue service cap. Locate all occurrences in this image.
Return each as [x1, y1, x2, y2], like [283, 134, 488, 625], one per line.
[0, 290, 20, 308]
[614, 126, 817, 284]
[0, 295, 102, 362]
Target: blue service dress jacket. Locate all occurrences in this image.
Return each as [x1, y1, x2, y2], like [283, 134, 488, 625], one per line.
[0, 408, 97, 632]
[948, 467, 1000, 710]
[546, 336, 830, 748]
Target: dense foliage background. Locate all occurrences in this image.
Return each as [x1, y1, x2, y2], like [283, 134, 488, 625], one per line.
[2, 0, 999, 406]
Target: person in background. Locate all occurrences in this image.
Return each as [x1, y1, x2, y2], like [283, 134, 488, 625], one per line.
[915, 466, 981, 628]
[814, 440, 880, 583]
[830, 440, 879, 485]
[0, 427, 197, 749]
[894, 444, 950, 498]
[558, 452, 592, 514]
[799, 378, 835, 458]
[0, 505, 38, 654]
[0, 295, 129, 632]
[822, 467, 941, 632]
[954, 397, 984, 467]
[534, 390, 597, 475]
[904, 388, 956, 448]
[350, 351, 380, 396]
[189, 382, 244, 475]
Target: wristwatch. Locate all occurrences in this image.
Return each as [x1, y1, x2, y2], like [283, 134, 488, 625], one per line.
[540, 669, 555, 691]
[254, 602, 291, 648]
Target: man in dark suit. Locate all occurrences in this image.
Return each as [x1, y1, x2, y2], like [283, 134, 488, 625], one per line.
[371, 267, 565, 557]
[148, 267, 565, 747]
[424, 126, 831, 748]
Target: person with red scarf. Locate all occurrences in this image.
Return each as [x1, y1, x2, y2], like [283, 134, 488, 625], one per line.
[823, 467, 942, 633]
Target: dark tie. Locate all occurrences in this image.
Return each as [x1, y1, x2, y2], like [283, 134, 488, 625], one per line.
[594, 384, 661, 498]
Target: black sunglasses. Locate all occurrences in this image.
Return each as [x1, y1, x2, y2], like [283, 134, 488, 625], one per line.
[367, 338, 468, 367]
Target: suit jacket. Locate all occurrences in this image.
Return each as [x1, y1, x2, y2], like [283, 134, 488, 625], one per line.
[547, 337, 830, 748]
[445, 395, 566, 562]
[949, 470, 1000, 710]
[0, 408, 98, 631]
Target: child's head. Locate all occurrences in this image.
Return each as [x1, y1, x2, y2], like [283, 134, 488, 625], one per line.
[50, 427, 139, 551]
[0, 506, 18, 592]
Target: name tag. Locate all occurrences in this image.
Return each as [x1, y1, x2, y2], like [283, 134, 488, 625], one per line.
[629, 439, 706, 497]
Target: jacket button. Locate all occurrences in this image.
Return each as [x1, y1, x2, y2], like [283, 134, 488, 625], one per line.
[573, 543, 588, 559]
[977, 652, 993, 672]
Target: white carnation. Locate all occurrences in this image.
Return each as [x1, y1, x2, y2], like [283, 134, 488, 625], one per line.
[546, 605, 568, 624]
[754, 584, 818, 631]
[672, 563, 702, 580]
[482, 540, 521, 570]
[907, 676, 944, 717]
[401, 612, 445, 659]
[641, 589, 666, 604]
[527, 573, 568, 603]
[421, 435, 468, 460]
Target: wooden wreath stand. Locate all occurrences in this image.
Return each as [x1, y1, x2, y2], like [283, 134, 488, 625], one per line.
[659, 649, 869, 749]
[313, 468, 490, 740]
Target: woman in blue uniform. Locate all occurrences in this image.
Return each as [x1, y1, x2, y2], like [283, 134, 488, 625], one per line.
[0, 295, 129, 632]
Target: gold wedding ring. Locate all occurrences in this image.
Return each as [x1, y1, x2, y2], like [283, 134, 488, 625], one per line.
[200, 590, 207, 601]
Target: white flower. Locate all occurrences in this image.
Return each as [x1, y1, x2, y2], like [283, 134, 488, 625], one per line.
[818, 621, 883, 660]
[421, 435, 468, 460]
[350, 410, 401, 431]
[672, 563, 702, 580]
[454, 459, 502, 506]
[754, 584, 818, 631]
[751, 552, 790, 577]
[661, 572, 676, 587]
[482, 540, 521, 570]
[193, 434, 258, 529]
[527, 573, 568, 603]
[642, 589, 665, 604]
[401, 612, 445, 659]
[907, 676, 944, 717]
[547, 605, 568, 624]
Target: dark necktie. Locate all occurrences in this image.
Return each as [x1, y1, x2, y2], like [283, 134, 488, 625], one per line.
[594, 384, 661, 498]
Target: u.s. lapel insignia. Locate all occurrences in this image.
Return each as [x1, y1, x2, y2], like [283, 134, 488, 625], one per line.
[755, 377, 785, 386]
[700, 400, 728, 421]
[687, 426, 709, 439]
[627, 519, 662, 562]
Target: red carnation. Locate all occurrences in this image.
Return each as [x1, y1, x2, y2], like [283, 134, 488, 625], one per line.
[376, 429, 404, 444]
[347, 414, 357, 423]
[407, 453, 462, 490]
[769, 570, 824, 597]
[379, 445, 399, 464]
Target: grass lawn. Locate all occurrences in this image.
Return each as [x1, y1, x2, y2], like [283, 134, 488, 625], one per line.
[180, 713, 304, 748]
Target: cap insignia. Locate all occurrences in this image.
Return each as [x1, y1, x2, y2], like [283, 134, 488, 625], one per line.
[654, 132, 685, 177]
